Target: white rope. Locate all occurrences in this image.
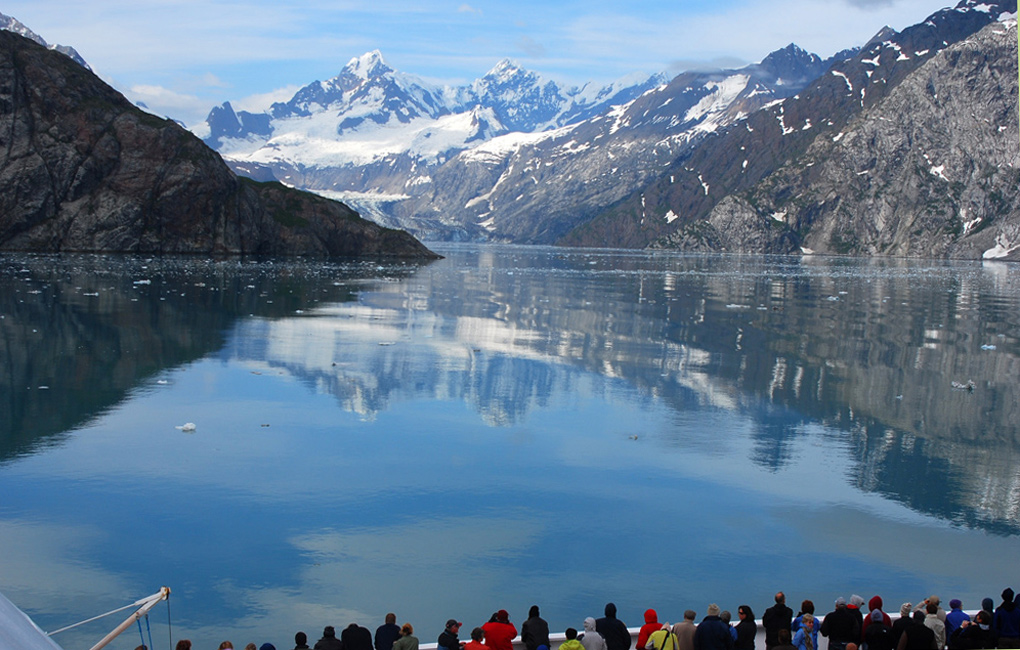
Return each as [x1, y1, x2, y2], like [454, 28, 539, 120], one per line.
[48, 591, 163, 636]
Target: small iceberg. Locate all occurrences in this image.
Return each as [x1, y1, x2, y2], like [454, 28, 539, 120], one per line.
[175, 422, 197, 432]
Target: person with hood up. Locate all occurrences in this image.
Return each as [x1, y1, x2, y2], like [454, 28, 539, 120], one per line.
[994, 590, 1020, 648]
[596, 603, 631, 650]
[638, 610, 663, 650]
[647, 624, 680, 650]
[315, 627, 343, 650]
[946, 601, 971, 639]
[862, 597, 893, 641]
[580, 618, 608, 650]
[863, 610, 894, 650]
[482, 610, 518, 650]
[522, 607, 551, 650]
[848, 597, 866, 631]
[694, 604, 734, 650]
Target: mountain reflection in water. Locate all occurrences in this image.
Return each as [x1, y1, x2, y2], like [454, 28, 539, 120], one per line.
[1, 245, 1019, 650]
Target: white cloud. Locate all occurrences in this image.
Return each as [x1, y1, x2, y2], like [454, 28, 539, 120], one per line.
[458, 4, 483, 15]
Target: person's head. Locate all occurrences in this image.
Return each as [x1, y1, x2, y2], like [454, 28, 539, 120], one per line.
[835, 597, 847, 609]
[738, 606, 754, 620]
[927, 603, 938, 615]
[496, 610, 509, 624]
[446, 620, 463, 634]
[584, 618, 597, 632]
[949, 600, 962, 611]
[684, 610, 696, 622]
[245, 644, 256, 650]
[913, 611, 926, 623]
[219, 643, 234, 650]
[983, 598, 994, 613]
[605, 603, 617, 618]
[802, 614, 814, 630]
[928, 596, 941, 608]
[386, 613, 397, 625]
[565, 628, 578, 641]
[1004, 588, 1015, 604]
[530, 606, 541, 618]
[778, 630, 791, 645]
[324, 627, 337, 638]
[868, 597, 883, 612]
[175, 641, 192, 650]
[135, 646, 148, 650]
[295, 632, 307, 646]
[259, 644, 276, 650]
[850, 596, 864, 609]
[471, 627, 484, 642]
[776, 592, 786, 605]
[800, 601, 814, 615]
[401, 624, 414, 636]
[975, 611, 991, 626]
[707, 604, 721, 617]
[721, 611, 731, 624]
[846, 644, 858, 650]
[900, 603, 912, 617]
[871, 611, 883, 623]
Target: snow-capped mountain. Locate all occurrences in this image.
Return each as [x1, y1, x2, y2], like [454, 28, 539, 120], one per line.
[0, 12, 90, 69]
[199, 51, 667, 202]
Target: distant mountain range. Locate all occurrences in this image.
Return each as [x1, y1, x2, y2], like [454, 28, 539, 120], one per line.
[195, 0, 1020, 259]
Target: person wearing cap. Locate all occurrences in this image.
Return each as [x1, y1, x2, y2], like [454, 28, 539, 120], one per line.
[378, 614, 402, 650]
[946, 601, 971, 639]
[863, 610, 894, 650]
[315, 627, 343, 650]
[820, 598, 861, 650]
[482, 610, 518, 650]
[439, 619, 466, 650]
[862, 597, 893, 642]
[764, 593, 793, 650]
[915, 597, 947, 623]
[891, 604, 914, 650]
[523, 606, 551, 650]
[694, 604, 734, 650]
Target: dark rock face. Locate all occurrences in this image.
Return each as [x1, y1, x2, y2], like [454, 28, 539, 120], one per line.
[568, 0, 1017, 255]
[0, 32, 438, 258]
[660, 18, 1020, 259]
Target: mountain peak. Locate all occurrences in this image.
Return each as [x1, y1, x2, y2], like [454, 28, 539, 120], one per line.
[344, 50, 391, 79]
[486, 58, 525, 79]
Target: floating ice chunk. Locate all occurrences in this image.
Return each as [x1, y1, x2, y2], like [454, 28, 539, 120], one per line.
[981, 344, 997, 350]
[175, 422, 197, 432]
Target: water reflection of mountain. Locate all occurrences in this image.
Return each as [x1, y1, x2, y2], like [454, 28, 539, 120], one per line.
[0, 254, 421, 464]
[243, 250, 1020, 534]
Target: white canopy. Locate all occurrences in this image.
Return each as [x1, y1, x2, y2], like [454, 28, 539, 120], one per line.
[0, 589, 65, 650]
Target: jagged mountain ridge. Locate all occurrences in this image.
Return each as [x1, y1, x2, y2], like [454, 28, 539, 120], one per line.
[0, 31, 436, 258]
[0, 11, 90, 69]
[563, 0, 1018, 255]
[390, 43, 855, 243]
[662, 18, 1020, 259]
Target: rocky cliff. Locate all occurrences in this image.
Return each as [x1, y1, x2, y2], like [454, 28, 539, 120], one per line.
[0, 31, 437, 258]
[666, 19, 1020, 259]
[566, 0, 1017, 257]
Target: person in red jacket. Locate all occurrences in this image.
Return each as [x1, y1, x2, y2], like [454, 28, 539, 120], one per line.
[638, 610, 663, 650]
[483, 610, 518, 650]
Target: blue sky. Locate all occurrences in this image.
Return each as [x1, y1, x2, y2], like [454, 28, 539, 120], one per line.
[5, 0, 961, 127]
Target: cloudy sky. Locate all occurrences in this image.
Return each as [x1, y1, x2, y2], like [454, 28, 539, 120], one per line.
[5, 0, 961, 127]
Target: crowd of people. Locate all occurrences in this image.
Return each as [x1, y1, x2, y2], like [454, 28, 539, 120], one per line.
[159, 588, 1020, 650]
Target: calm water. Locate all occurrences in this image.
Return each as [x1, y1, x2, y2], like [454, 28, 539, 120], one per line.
[2, 245, 1020, 650]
